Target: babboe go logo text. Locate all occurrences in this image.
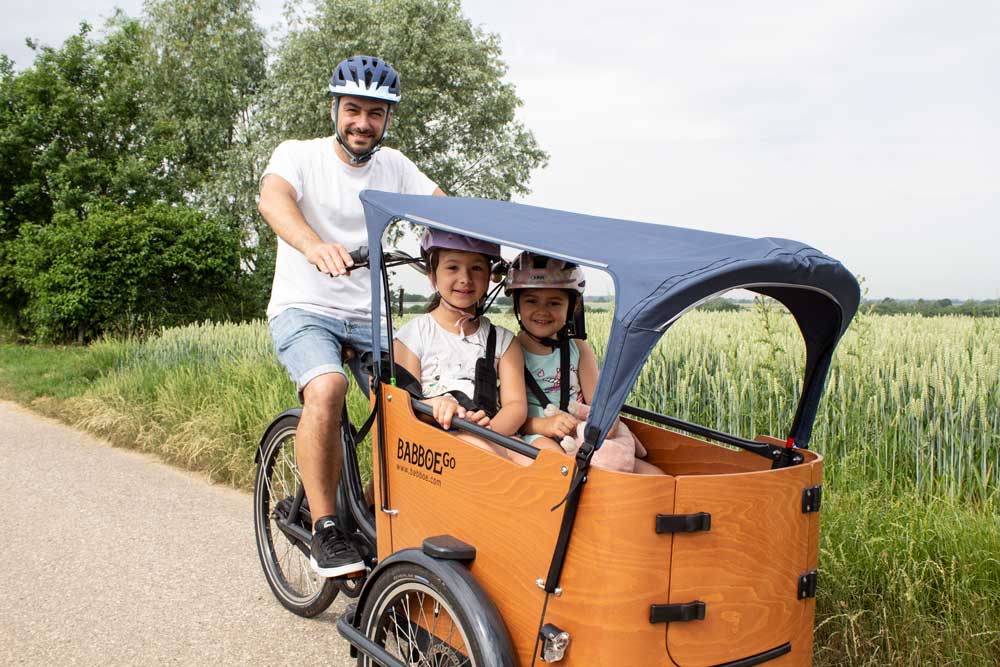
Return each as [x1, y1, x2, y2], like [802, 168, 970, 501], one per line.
[396, 437, 456, 475]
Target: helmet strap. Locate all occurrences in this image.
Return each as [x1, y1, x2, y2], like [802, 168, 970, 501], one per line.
[333, 97, 392, 165]
[482, 282, 505, 315]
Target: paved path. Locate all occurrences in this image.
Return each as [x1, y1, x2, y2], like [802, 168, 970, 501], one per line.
[0, 401, 355, 666]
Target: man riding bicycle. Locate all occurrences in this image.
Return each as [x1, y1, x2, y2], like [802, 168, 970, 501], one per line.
[258, 55, 444, 578]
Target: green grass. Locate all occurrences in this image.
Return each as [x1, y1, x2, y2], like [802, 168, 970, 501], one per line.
[0, 322, 369, 487]
[0, 341, 127, 402]
[816, 483, 1000, 665]
[1, 312, 998, 665]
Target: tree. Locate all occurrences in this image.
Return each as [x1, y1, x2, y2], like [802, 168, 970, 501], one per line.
[138, 0, 269, 314]
[1, 0, 546, 336]
[0, 21, 157, 324]
[263, 0, 546, 196]
[697, 297, 741, 312]
[0, 2, 268, 336]
[139, 0, 266, 195]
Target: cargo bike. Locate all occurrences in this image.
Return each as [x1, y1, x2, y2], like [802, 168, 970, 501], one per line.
[254, 191, 860, 667]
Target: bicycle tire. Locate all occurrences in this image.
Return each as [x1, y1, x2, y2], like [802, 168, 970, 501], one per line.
[254, 414, 339, 617]
[357, 561, 513, 667]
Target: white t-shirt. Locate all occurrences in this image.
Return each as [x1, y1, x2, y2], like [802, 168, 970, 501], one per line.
[395, 314, 515, 399]
[263, 138, 438, 321]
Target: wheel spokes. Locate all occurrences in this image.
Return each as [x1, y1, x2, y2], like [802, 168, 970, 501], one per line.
[264, 430, 321, 600]
[377, 589, 471, 667]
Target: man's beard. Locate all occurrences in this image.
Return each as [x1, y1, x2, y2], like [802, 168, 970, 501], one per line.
[345, 128, 376, 150]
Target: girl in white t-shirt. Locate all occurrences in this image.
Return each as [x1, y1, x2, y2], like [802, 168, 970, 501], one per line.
[393, 230, 527, 461]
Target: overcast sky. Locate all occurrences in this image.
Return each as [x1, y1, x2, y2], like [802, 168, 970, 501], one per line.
[4, 0, 998, 299]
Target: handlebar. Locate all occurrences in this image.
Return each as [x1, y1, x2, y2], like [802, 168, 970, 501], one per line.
[344, 246, 426, 274]
[348, 246, 370, 267]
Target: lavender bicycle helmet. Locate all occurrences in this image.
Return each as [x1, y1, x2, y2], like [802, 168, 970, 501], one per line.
[420, 229, 503, 320]
[420, 229, 501, 263]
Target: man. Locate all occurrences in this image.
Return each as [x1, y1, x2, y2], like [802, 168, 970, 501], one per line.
[258, 55, 444, 578]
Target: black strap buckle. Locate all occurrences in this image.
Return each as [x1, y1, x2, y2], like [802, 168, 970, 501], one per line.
[655, 512, 711, 533]
[802, 485, 822, 513]
[649, 601, 706, 624]
[798, 570, 818, 599]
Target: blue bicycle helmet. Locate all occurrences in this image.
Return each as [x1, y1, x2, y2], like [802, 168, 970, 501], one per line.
[329, 55, 401, 104]
[329, 55, 401, 164]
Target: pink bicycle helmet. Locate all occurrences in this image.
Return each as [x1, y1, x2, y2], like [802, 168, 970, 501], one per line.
[504, 252, 586, 295]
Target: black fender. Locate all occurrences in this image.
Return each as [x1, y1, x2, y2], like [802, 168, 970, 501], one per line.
[344, 547, 514, 667]
[255, 408, 302, 464]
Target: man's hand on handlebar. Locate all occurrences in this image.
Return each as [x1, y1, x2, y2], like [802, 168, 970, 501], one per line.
[305, 241, 355, 277]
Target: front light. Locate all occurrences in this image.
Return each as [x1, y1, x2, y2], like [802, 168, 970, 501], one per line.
[539, 623, 570, 663]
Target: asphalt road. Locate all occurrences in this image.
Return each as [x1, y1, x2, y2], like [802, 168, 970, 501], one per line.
[0, 400, 355, 666]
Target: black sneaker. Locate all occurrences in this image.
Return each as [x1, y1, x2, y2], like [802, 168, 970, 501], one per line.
[310, 516, 365, 578]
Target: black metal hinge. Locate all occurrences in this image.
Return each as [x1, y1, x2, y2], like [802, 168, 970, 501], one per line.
[798, 570, 818, 599]
[649, 601, 706, 624]
[802, 484, 822, 513]
[655, 512, 711, 534]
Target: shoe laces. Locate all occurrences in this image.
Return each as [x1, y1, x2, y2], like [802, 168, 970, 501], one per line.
[318, 527, 357, 558]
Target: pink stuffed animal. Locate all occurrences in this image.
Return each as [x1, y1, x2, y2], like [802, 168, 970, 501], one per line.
[544, 400, 647, 473]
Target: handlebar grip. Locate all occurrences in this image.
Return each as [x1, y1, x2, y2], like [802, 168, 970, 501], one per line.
[348, 246, 369, 266]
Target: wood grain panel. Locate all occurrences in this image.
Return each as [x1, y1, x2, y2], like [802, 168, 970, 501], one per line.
[625, 418, 773, 476]
[370, 389, 821, 666]
[376, 385, 569, 665]
[541, 465, 678, 667]
[666, 459, 819, 667]
[768, 455, 823, 667]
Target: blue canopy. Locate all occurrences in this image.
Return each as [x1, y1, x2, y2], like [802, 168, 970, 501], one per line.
[362, 191, 860, 449]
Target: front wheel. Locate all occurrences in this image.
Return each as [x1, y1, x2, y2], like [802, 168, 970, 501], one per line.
[357, 562, 512, 667]
[254, 414, 339, 617]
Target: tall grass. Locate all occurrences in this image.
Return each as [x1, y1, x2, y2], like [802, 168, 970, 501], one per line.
[3, 309, 997, 500]
[816, 483, 1000, 665]
[0, 322, 371, 488]
[579, 306, 1000, 502]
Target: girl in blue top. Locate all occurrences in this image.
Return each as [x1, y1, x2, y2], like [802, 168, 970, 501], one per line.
[504, 252, 598, 451]
[507, 252, 664, 474]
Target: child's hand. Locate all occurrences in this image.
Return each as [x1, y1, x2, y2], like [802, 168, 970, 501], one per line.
[429, 397, 491, 430]
[463, 409, 492, 428]
[430, 395, 461, 429]
[544, 413, 579, 439]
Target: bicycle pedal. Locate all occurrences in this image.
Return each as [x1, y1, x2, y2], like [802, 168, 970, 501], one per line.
[341, 570, 366, 580]
[273, 497, 293, 520]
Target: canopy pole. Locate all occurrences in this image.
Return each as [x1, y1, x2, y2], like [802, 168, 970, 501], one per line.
[380, 258, 397, 384]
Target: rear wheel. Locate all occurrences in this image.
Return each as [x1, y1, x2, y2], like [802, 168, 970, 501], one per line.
[358, 563, 493, 667]
[254, 414, 339, 617]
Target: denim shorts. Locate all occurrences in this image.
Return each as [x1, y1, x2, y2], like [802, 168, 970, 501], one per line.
[269, 308, 388, 397]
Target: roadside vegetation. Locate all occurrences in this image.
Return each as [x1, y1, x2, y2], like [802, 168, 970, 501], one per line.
[0, 0, 546, 344]
[2, 307, 998, 665]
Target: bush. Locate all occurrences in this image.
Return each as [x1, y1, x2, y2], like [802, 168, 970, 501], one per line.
[697, 297, 742, 312]
[12, 202, 243, 341]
